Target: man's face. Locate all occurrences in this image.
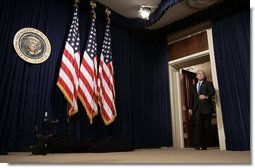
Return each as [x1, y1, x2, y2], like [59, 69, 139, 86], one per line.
[196, 70, 205, 81]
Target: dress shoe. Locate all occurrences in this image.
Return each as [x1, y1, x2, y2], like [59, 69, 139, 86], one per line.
[193, 146, 200, 150]
[201, 147, 207, 150]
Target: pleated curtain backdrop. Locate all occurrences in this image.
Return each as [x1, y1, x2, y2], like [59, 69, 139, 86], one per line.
[0, 0, 172, 154]
[212, 9, 250, 150]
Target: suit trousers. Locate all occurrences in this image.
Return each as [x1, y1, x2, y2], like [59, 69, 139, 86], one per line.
[192, 110, 212, 148]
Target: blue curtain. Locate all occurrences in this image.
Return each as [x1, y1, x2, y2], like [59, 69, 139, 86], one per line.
[129, 30, 172, 148]
[212, 9, 250, 150]
[0, 0, 172, 154]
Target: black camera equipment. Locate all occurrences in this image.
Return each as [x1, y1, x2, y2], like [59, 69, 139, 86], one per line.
[30, 112, 59, 155]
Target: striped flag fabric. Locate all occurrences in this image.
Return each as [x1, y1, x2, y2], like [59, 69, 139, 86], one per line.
[57, 5, 80, 116]
[98, 14, 117, 125]
[78, 11, 98, 124]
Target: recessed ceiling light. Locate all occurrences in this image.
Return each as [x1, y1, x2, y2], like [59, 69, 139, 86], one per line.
[138, 6, 151, 20]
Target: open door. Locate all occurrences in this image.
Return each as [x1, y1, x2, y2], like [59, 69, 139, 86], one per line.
[182, 70, 197, 147]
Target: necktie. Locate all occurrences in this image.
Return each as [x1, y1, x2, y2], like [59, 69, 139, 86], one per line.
[197, 81, 201, 93]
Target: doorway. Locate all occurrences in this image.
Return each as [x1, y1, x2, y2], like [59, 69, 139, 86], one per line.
[168, 29, 226, 150]
[181, 62, 219, 148]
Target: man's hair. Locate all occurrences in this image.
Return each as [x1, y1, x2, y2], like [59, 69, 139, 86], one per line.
[196, 70, 205, 76]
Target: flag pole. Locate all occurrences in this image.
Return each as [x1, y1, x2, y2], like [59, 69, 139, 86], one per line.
[98, 7, 117, 125]
[78, 0, 99, 124]
[90, 0, 96, 19]
[66, 102, 69, 123]
[74, 0, 80, 5]
[64, 0, 80, 124]
[73, 0, 79, 9]
[105, 8, 111, 23]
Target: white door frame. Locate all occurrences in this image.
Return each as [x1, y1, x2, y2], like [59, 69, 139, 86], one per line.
[168, 66, 184, 149]
[168, 28, 226, 150]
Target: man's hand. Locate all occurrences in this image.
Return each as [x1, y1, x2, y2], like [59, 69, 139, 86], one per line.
[188, 109, 192, 116]
[199, 94, 208, 100]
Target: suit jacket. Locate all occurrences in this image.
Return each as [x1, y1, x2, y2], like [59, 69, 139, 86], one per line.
[189, 80, 215, 114]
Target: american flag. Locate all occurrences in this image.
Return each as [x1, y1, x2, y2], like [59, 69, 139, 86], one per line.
[98, 18, 117, 125]
[57, 5, 80, 116]
[78, 13, 98, 124]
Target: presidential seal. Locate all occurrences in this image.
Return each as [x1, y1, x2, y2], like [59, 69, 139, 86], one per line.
[13, 28, 51, 64]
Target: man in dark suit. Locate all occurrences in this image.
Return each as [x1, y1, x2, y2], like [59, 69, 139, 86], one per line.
[188, 70, 215, 150]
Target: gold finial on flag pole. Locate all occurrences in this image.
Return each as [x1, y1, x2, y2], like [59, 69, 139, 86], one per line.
[105, 8, 111, 16]
[90, 0, 96, 9]
[74, 0, 80, 7]
[105, 8, 111, 23]
[90, 0, 96, 19]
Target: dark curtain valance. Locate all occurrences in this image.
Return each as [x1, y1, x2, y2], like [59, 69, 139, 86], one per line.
[93, 0, 249, 34]
[160, 0, 250, 35]
[93, 0, 184, 30]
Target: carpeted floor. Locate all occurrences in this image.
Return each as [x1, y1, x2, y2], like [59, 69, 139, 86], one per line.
[0, 147, 251, 164]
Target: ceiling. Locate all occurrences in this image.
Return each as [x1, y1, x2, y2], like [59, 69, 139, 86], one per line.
[95, 0, 222, 29]
[96, 0, 161, 19]
[95, 0, 222, 77]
